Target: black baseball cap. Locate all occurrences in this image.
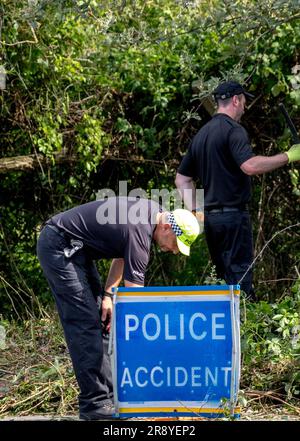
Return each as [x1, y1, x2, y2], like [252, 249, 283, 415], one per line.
[213, 81, 255, 100]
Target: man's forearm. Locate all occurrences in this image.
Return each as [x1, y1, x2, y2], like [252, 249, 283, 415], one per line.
[105, 258, 124, 293]
[241, 154, 289, 175]
[175, 173, 198, 211]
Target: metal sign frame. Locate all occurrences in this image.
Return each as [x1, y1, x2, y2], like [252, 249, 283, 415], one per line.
[109, 285, 240, 418]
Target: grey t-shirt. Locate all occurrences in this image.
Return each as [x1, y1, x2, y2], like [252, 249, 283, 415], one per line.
[50, 197, 161, 285]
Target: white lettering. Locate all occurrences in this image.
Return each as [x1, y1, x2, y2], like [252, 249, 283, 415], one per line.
[205, 367, 218, 386]
[132, 270, 144, 277]
[125, 315, 139, 341]
[120, 366, 232, 389]
[142, 314, 161, 340]
[165, 314, 176, 340]
[135, 367, 148, 387]
[191, 367, 201, 386]
[167, 366, 171, 386]
[221, 367, 231, 387]
[123, 312, 228, 342]
[95, 195, 116, 224]
[120, 367, 133, 387]
[118, 181, 128, 224]
[212, 313, 226, 340]
[180, 313, 184, 340]
[189, 313, 207, 340]
[150, 366, 164, 387]
[128, 188, 149, 225]
[175, 367, 188, 386]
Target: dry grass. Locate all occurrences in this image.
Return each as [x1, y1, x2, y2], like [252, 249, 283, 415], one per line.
[0, 313, 78, 416]
[0, 311, 299, 420]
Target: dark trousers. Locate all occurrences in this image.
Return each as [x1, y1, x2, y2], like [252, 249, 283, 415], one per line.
[204, 210, 255, 299]
[37, 225, 113, 414]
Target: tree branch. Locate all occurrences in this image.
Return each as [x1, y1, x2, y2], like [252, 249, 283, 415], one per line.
[0, 152, 179, 173]
[0, 153, 76, 173]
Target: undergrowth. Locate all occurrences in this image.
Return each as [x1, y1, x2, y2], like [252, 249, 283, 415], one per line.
[0, 313, 78, 416]
[239, 281, 300, 413]
[0, 284, 299, 417]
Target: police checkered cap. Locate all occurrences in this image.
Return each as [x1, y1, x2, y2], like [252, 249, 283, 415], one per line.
[171, 209, 200, 256]
[168, 212, 183, 237]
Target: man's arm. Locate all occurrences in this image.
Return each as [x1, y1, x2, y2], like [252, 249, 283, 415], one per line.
[124, 280, 144, 287]
[240, 153, 288, 176]
[102, 259, 143, 331]
[105, 258, 124, 294]
[104, 258, 144, 293]
[175, 173, 204, 222]
[101, 258, 124, 332]
[175, 173, 196, 211]
[240, 142, 300, 175]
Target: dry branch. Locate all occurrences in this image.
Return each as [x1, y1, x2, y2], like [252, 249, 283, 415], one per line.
[0, 153, 77, 173]
[0, 152, 179, 173]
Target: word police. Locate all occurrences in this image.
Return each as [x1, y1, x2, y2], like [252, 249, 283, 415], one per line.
[125, 312, 226, 341]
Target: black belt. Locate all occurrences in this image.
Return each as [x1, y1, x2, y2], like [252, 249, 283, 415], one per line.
[205, 206, 248, 214]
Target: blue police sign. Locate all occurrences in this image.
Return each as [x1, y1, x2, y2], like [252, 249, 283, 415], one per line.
[111, 285, 240, 418]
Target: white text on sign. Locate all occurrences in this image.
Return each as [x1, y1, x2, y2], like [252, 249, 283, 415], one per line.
[125, 312, 226, 341]
[120, 365, 232, 388]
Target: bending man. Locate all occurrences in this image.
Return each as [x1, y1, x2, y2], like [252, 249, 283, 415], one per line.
[37, 196, 199, 420]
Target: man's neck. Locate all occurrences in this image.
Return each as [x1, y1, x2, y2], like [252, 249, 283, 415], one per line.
[217, 108, 237, 121]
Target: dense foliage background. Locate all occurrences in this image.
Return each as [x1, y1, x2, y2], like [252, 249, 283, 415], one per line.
[0, 0, 299, 415]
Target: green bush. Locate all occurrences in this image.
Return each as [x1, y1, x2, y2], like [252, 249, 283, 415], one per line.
[241, 281, 300, 398]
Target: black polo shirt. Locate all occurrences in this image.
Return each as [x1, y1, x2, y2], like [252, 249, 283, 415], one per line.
[50, 197, 160, 285]
[178, 113, 255, 208]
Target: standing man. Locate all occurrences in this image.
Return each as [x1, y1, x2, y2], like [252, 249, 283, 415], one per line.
[176, 80, 300, 299]
[37, 196, 199, 420]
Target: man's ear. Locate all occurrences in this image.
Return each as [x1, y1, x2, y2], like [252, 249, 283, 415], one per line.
[232, 95, 240, 106]
[163, 223, 172, 232]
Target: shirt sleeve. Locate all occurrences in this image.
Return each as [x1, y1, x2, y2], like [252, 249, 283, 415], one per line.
[228, 127, 255, 166]
[123, 228, 151, 285]
[177, 144, 196, 178]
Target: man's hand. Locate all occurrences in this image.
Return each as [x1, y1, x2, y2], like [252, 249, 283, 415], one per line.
[101, 296, 113, 333]
[192, 209, 204, 223]
[286, 143, 300, 163]
[195, 211, 204, 223]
